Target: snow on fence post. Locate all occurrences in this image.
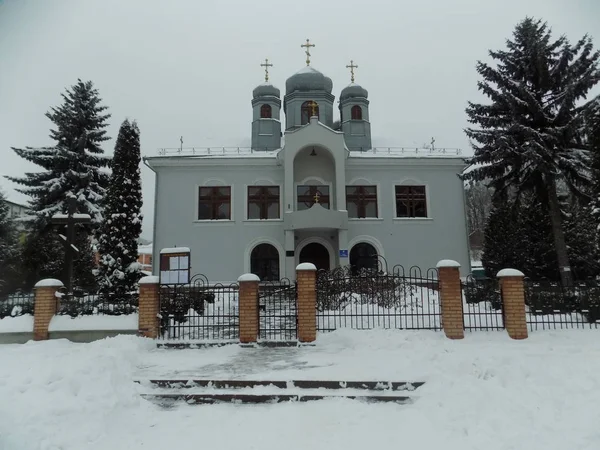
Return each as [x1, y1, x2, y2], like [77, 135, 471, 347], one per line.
[436, 260, 464, 340]
[33, 279, 64, 341]
[497, 269, 528, 340]
[296, 263, 317, 343]
[238, 273, 260, 343]
[138, 276, 160, 339]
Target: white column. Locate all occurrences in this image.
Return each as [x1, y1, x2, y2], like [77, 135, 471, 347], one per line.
[338, 229, 349, 266]
[285, 230, 295, 280]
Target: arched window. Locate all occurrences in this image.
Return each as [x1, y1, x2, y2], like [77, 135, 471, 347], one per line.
[250, 243, 280, 281]
[260, 104, 272, 119]
[351, 105, 362, 120]
[301, 100, 319, 125]
[350, 242, 377, 274]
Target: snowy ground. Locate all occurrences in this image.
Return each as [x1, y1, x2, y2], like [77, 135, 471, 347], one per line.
[1, 330, 600, 450]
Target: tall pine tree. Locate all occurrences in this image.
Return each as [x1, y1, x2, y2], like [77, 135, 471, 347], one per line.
[0, 191, 21, 296]
[588, 97, 600, 248]
[95, 119, 143, 314]
[7, 80, 111, 290]
[463, 17, 600, 286]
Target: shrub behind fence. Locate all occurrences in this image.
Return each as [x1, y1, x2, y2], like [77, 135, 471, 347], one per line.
[0, 292, 35, 319]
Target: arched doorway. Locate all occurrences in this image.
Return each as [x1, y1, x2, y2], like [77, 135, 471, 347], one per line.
[350, 242, 378, 273]
[250, 243, 280, 281]
[299, 243, 330, 271]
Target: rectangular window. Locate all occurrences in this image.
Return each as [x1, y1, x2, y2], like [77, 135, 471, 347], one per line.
[248, 186, 280, 219]
[160, 252, 190, 284]
[297, 185, 330, 211]
[395, 185, 427, 218]
[346, 185, 378, 218]
[198, 186, 231, 220]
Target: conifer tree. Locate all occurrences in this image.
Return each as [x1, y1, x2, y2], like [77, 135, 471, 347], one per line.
[7, 80, 111, 289]
[0, 191, 21, 295]
[463, 17, 600, 286]
[95, 119, 143, 314]
[588, 98, 600, 248]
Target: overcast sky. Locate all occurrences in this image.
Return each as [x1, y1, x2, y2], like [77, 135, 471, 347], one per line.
[1, 0, 599, 239]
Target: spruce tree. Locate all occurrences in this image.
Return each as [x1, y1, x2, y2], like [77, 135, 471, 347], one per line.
[588, 97, 600, 248]
[0, 191, 21, 296]
[7, 79, 111, 290]
[463, 17, 600, 286]
[95, 119, 143, 314]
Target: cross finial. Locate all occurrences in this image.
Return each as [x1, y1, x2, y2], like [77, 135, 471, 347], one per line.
[431, 137, 436, 150]
[260, 58, 273, 82]
[346, 60, 358, 83]
[314, 191, 320, 204]
[301, 38, 315, 66]
[307, 100, 318, 117]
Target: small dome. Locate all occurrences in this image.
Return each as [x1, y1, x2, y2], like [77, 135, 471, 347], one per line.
[340, 83, 368, 101]
[285, 66, 333, 95]
[253, 82, 280, 99]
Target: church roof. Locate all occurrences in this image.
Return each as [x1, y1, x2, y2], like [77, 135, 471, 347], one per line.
[285, 66, 333, 95]
[340, 82, 368, 101]
[252, 82, 280, 99]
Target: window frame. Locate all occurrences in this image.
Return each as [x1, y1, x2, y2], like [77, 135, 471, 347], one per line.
[250, 243, 280, 281]
[351, 105, 363, 120]
[394, 185, 428, 218]
[247, 185, 281, 220]
[346, 185, 378, 218]
[296, 184, 331, 211]
[260, 104, 272, 119]
[300, 100, 319, 125]
[197, 186, 232, 221]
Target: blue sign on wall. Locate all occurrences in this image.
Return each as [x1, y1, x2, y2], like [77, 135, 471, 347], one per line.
[339, 249, 348, 258]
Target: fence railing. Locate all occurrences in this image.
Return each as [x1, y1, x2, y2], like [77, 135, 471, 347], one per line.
[316, 265, 441, 331]
[525, 279, 600, 330]
[0, 292, 35, 319]
[258, 279, 297, 341]
[159, 276, 239, 340]
[462, 276, 504, 331]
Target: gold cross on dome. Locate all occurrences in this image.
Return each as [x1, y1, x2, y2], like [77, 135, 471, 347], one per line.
[314, 191, 320, 204]
[301, 38, 315, 66]
[346, 60, 358, 83]
[260, 58, 273, 82]
[307, 100, 318, 117]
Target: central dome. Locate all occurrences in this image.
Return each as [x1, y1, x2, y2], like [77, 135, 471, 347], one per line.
[285, 66, 333, 95]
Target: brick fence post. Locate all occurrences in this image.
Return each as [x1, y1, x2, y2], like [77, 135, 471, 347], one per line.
[138, 276, 160, 338]
[436, 260, 464, 340]
[33, 278, 64, 341]
[238, 273, 260, 343]
[296, 263, 317, 343]
[497, 269, 528, 340]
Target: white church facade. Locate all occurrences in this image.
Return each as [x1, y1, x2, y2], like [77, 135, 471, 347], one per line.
[145, 43, 470, 282]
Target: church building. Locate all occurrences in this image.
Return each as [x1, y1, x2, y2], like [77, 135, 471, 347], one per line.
[144, 40, 470, 282]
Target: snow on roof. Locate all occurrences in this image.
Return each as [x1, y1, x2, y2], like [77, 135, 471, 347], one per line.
[155, 148, 280, 158]
[349, 148, 463, 159]
[296, 65, 321, 75]
[138, 243, 153, 255]
[496, 268, 525, 278]
[160, 247, 191, 254]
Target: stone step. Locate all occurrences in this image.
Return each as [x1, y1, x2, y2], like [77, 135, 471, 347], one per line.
[137, 379, 425, 391]
[141, 393, 413, 405]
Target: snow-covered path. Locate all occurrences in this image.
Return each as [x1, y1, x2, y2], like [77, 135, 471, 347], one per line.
[1, 330, 599, 450]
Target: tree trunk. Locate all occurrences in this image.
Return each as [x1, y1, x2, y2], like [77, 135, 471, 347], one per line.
[546, 177, 573, 286]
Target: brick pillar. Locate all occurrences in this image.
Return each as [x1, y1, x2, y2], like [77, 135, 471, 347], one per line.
[138, 276, 160, 338]
[33, 278, 63, 341]
[436, 260, 464, 340]
[238, 273, 260, 343]
[296, 263, 317, 343]
[497, 269, 528, 340]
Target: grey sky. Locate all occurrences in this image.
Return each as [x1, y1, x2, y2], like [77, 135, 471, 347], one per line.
[1, 0, 598, 240]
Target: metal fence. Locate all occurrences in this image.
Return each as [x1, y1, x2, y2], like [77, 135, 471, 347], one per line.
[462, 276, 504, 331]
[258, 279, 298, 340]
[159, 275, 239, 340]
[0, 292, 35, 319]
[525, 279, 600, 330]
[316, 265, 441, 331]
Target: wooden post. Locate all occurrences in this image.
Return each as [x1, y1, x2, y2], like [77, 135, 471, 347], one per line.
[33, 279, 63, 341]
[497, 269, 528, 340]
[238, 273, 260, 343]
[296, 263, 317, 342]
[436, 260, 464, 340]
[138, 276, 160, 338]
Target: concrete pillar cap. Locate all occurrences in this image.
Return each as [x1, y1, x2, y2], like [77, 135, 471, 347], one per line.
[296, 263, 317, 271]
[237, 273, 261, 282]
[497, 268, 525, 278]
[34, 279, 64, 288]
[436, 259, 461, 268]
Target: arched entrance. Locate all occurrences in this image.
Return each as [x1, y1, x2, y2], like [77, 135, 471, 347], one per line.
[350, 242, 378, 273]
[250, 243, 280, 281]
[299, 242, 330, 271]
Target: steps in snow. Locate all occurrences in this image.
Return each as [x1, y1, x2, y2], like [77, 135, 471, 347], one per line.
[142, 393, 412, 404]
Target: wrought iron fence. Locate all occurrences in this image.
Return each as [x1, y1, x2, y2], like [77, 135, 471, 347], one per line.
[316, 265, 441, 331]
[525, 279, 600, 330]
[258, 279, 297, 340]
[0, 291, 35, 319]
[57, 290, 139, 317]
[462, 276, 504, 331]
[159, 275, 239, 340]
